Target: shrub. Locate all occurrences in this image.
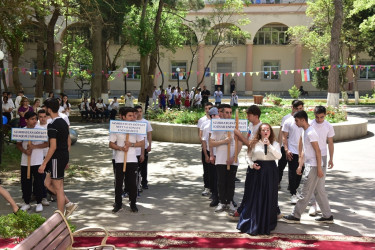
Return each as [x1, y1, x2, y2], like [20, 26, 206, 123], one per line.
[0, 210, 46, 241]
[288, 85, 301, 99]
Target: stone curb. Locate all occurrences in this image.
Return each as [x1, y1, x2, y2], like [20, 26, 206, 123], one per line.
[151, 117, 368, 144]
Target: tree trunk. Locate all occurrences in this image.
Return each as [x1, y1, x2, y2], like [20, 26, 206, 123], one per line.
[139, 0, 149, 103]
[44, 8, 60, 94]
[139, 0, 163, 103]
[35, 35, 44, 98]
[91, 18, 103, 99]
[11, 51, 22, 93]
[0, 60, 7, 92]
[327, 0, 343, 107]
[101, 39, 108, 102]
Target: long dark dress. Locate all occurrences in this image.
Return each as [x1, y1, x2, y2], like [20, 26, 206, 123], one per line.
[237, 160, 279, 235]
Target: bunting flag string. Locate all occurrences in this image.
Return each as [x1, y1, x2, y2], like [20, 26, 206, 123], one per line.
[0, 65, 374, 80]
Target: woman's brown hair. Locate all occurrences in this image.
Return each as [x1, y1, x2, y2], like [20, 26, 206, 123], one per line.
[249, 123, 275, 150]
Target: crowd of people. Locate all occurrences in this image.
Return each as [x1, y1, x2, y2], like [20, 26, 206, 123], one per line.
[197, 100, 335, 235]
[1, 97, 77, 217]
[151, 83, 238, 111]
[1, 89, 335, 236]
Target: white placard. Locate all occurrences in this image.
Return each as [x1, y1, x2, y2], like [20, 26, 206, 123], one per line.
[11, 128, 48, 141]
[211, 119, 248, 132]
[109, 120, 147, 135]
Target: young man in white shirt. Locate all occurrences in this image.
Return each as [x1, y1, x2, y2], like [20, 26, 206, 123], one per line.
[202, 107, 220, 207]
[307, 106, 335, 216]
[198, 102, 213, 196]
[194, 88, 202, 108]
[17, 112, 49, 212]
[210, 104, 242, 213]
[134, 105, 153, 189]
[283, 110, 333, 223]
[109, 97, 120, 120]
[282, 100, 304, 204]
[109, 107, 145, 213]
[214, 87, 223, 105]
[278, 100, 298, 190]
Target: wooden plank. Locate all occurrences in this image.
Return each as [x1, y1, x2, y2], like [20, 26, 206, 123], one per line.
[46, 228, 71, 250]
[13, 213, 64, 249]
[36, 223, 69, 249]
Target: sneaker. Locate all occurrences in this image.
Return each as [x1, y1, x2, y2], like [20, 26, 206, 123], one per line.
[209, 198, 219, 207]
[283, 214, 300, 223]
[227, 202, 236, 213]
[309, 204, 317, 216]
[130, 204, 138, 213]
[277, 213, 284, 220]
[228, 210, 240, 221]
[35, 204, 43, 213]
[138, 187, 143, 193]
[234, 177, 241, 183]
[215, 203, 226, 213]
[112, 206, 123, 213]
[315, 215, 334, 223]
[201, 188, 210, 196]
[290, 195, 298, 204]
[20, 204, 31, 211]
[64, 202, 78, 218]
[122, 192, 129, 198]
[41, 198, 50, 206]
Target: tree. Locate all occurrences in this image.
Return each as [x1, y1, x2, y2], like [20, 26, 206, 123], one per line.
[0, 1, 31, 93]
[185, 0, 250, 90]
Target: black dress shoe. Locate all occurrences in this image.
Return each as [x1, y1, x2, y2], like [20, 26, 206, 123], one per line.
[142, 184, 149, 190]
[210, 198, 219, 207]
[130, 204, 138, 213]
[232, 200, 237, 207]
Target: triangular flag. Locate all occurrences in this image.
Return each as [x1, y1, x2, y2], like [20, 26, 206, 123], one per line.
[316, 67, 320, 71]
[297, 69, 301, 74]
[237, 72, 240, 76]
[250, 72, 253, 76]
[210, 72, 214, 76]
[272, 71, 276, 75]
[225, 73, 229, 77]
[231, 73, 235, 77]
[242, 72, 246, 76]
[322, 66, 325, 70]
[328, 65, 331, 69]
[256, 72, 259, 76]
[284, 70, 288, 75]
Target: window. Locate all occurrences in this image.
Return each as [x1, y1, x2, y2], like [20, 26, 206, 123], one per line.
[125, 62, 141, 80]
[254, 26, 289, 45]
[205, 25, 246, 46]
[263, 61, 279, 80]
[359, 61, 375, 79]
[171, 61, 187, 80]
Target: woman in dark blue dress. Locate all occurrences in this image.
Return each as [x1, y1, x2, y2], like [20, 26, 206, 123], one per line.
[237, 123, 282, 235]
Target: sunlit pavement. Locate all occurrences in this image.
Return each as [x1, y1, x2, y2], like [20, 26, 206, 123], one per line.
[1, 106, 374, 237]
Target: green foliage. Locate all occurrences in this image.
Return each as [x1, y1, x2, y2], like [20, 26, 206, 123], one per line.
[264, 94, 282, 106]
[288, 85, 301, 99]
[0, 210, 46, 240]
[0, 144, 21, 170]
[325, 106, 347, 123]
[146, 105, 346, 126]
[310, 57, 329, 90]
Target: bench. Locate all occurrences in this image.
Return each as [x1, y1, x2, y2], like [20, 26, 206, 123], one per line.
[13, 210, 115, 250]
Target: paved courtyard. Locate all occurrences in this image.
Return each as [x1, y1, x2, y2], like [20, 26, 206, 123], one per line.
[1, 106, 374, 237]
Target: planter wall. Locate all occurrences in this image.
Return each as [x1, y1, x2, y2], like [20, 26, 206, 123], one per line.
[150, 117, 368, 144]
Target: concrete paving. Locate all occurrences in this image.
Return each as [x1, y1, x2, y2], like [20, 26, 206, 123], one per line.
[1, 106, 374, 238]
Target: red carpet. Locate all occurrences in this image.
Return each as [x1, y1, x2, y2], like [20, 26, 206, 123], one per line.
[2, 231, 375, 249]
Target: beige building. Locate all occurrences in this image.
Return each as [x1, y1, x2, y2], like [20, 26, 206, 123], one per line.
[4, 1, 375, 97]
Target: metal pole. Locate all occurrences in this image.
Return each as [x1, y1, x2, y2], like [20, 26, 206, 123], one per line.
[124, 75, 127, 96]
[177, 75, 180, 90]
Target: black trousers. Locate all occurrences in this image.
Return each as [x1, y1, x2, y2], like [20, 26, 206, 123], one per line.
[288, 154, 303, 195]
[216, 164, 238, 204]
[207, 151, 218, 199]
[21, 165, 43, 204]
[80, 110, 88, 120]
[201, 149, 210, 188]
[138, 150, 149, 186]
[110, 110, 117, 120]
[278, 146, 288, 183]
[114, 163, 138, 207]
